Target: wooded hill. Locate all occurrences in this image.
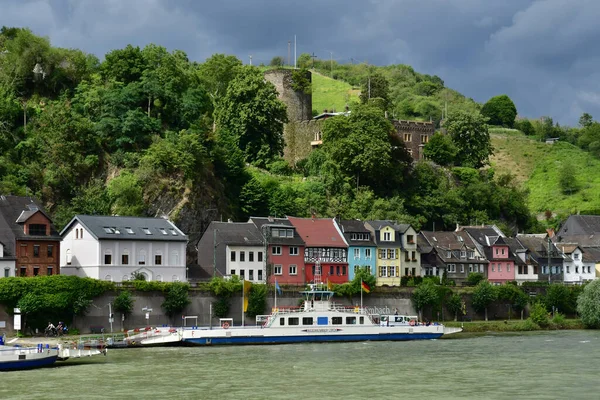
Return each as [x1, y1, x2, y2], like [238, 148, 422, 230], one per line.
[2, 27, 586, 259]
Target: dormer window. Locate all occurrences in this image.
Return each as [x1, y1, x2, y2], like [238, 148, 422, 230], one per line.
[126, 227, 134, 234]
[383, 232, 391, 241]
[29, 224, 47, 236]
[143, 228, 152, 235]
[170, 229, 177, 236]
[446, 251, 451, 258]
[460, 251, 466, 258]
[103, 227, 114, 234]
[159, 228, 168, 235]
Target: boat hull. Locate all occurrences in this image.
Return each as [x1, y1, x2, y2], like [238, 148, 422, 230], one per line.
[0, 354, 58, 371]
[183, 331, 444, 346]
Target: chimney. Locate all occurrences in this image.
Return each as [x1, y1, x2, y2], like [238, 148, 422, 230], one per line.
[268, 216, 274, 223]
[227, 219, 232, 223]
[455, 223, 460, 232]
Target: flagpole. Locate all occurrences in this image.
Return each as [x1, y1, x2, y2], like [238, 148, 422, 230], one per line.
[242, 279, 245, 327]
[360, 278, 363, 311]
[275, 280, 278, 309]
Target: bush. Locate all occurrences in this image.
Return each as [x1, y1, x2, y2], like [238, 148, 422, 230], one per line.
[577, 280, 600, 328]
[529, 302, 549, 327]
[268, 159, 293, 176]
[551, 312, 566, 328]
[113, 291, 134, 317]
[466, 272, 485, 286]
[246, 284, 267, 318]
[161, 282, 190, 319]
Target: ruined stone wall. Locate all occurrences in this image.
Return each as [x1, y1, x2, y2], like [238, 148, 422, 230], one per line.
[264, 69, 312, 122]
[283, 120, 322, 165]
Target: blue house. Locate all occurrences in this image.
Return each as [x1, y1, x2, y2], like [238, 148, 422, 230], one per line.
[336, 220, 377, 281]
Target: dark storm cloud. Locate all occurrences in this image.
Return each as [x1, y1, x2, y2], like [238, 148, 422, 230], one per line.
[2, 0, 600, 125]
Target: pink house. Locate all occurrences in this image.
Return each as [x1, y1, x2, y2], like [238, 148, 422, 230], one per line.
[486, 236, 516, 283]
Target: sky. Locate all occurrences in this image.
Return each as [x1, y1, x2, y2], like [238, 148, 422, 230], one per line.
[2, 0, 600, 126]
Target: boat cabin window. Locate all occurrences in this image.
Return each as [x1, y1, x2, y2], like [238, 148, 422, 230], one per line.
[302, 317, 313, 325]
[360, 317, 365, 325]
[332, 317, 342, 325]
[346, 316, 357, 325]
[394, 316, 404, 323]
[381, 316, 389, 322]
[288, 317, 299, 326]
[280, 318, 285, 326]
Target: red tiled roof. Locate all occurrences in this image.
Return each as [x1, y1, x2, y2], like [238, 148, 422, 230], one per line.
[287, 217, 346, 247]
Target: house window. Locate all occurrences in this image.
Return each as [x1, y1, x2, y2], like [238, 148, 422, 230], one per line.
[406, 235, 414, 244]
[240, 251, 245, 262]
[495, 248, 499, 255]
[460, 264, 464, 273]
[389, 266, 396, 277]
[447, 264, 456, 273]
[272, 246, 282, 255]
[258, 252, 263, 262]
[249, 270, 254, 280]
[139, 250, 146, 265]
[380, 266, 387, 277]
[507, 264, 510, 272]
[33, 266, 39, 276]
[446, 251, 451, 258]
[29, 224, 47, 236]
[122, 252, 129, 265]
[171, 251, 179, 265]
[354, 248, 360, 259]
[47, 245, 54, 258]
[75, 229, 79, 239]
[258, 270, 263, 281]
[460, 251, 466, 259]
[20, 244, 27, 257]
[289, 265, 297, 275]
[405, 268, 409, 276]
[231, 269, 236, 276]
[170, 229, 177, 236]
[575, 267, 578, 273]
[155, 254, 162, 265]
[342, 265, 346, 275]
[104, 252, 112, 265]
[20, 266, 27, 277]
[231, 251, 236, 262]
[33, 245, 40, 257]
[383, 232, 391, 241]
[80, 228, 83, 239]
[274, 265, 282, 275]
[365, 249, 371, 259]
[249, 252, 254, 262]
[502, 248, 505, 255]
[290, 247, 299, 256]
[411, 251, 416, 261]
[421, 134, 429, 144]
[387, 249, 396, 259]
[498, 264, 502, 272]
[403, 133, 412, 142]
[588, 266, 592, 273]
[66, 249, 72, 265]
[354, 265, 360, 273]
[405, 252, 410, 262]
[574, 253, 579, 260]
[240, 270, 245, 279]
[567, 266, 571, 273]
[330, 265, 334, 275]
[4, 268, 10, 277]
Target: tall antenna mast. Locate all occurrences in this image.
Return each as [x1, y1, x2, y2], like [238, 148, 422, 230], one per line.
[294, 35, 297, 68]
[288, 41, 291, 66]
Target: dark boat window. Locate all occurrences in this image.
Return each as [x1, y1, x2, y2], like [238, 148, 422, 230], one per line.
[302, 317, 313, 325]
[280, 318, 285, 326]
[288, 317, 299, 326]
[332, 317, 342, 325]
[359, 317, 364, 325]
[346, 316, 357, 325]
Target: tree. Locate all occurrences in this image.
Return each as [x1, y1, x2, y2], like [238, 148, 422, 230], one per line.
[297, 53, 312, 69]
[197, 53, 242, 100]
[215, 66, 288, 168]
[101, 44, 146, 84]
[558, 162, 579, 195]
[107, 171, 144, 216]
[481, 95, 517, 127]
[412, 281, 438, 320]
[545, 284, 575, 315]
[269, 56, 284, 67]
[113, 290, 134, 319]
[514, 119, 535, 136]
[423, 133, 457, 166]
[579, 112, 594, 128]
[359, 72, 390, 109]
[162, 283, 191, 321]
[577, 279, 600, 328]
[472, 280, 497, 321]
[444, 110, 493, 168]
[446, 293, 463, 321]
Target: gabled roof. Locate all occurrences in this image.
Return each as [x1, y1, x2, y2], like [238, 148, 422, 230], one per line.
[516, 234, 563, 262]
[248, 217, 305, 246]
[556, 215, 600, 246]
[287, 217, 346, 248]
[582, 247, 600, 262]
[364, 220, 412, 246]
[0, 195, 61, 257]
[60, 215, 188, 242]
[337, 220, 376, 247]
[557, 244, 582, 254]
[460, 225, 506, 246]
[420, 230, 482, 263]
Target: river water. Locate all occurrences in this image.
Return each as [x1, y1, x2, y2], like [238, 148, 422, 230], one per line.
[2, 330, 599, 399]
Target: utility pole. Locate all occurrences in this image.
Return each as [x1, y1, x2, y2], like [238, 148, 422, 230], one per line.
[310, 52, 317, 69]
[213, 228, 218, 278]
[288, 41, 291, 66]
[547, 236, 551, 284]
[294, 35, 297, 68]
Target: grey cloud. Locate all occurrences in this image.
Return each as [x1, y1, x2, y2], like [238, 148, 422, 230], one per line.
[2, 0, 600, 124]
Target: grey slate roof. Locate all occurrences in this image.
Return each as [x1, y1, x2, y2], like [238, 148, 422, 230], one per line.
[556, 215, 600, 246]
[364, 220, 406, 246]
[337, 219, 376, 247]
[60, 215, 188, 242]
[582, 247, 600, 263]
[248, 217, 306, 246]
[196, 221, 264, 277]
[0, 195, 61, 257]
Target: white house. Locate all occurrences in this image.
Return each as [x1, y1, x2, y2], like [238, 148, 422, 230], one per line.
[0, 241, 16, 278]
[226, 244, 266, 282]
[560, 244, 595, 284]
[60, 215, 188, 282]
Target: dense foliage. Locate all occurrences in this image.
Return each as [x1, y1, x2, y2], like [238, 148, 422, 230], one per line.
[577, 281, 600, 328]
[472, 280, 498, 321]
[481, 95, 517, 128]
[161, 282, 191, 320]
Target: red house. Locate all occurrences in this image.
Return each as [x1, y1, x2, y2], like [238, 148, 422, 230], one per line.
[287, 217, 348, 285]
[249, 217, 305, 285]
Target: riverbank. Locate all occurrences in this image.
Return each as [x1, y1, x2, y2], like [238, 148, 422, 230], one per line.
[443, 318, 583, 334]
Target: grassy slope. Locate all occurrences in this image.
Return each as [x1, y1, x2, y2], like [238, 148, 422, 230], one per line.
[490, 130, 600, 215]
[311, 72, 359, 114]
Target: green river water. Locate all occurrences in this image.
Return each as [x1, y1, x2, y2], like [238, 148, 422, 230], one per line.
[2, 330, 599, 399]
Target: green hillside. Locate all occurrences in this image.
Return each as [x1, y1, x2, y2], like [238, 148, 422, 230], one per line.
[311, 72, 359, 114]
[490, 131, 600, 216]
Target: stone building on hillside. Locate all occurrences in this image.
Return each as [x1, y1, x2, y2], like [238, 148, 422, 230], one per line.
[392, 120, 435, 161]
[264, 69, 317, 166]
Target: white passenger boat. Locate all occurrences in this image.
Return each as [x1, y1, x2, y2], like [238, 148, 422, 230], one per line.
[0, 335, 59, 371]
[181, 288, 462, 346]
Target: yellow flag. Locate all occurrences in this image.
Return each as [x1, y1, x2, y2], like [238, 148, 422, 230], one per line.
[327, 279, 333, 290]
[243, 280, 252, 312]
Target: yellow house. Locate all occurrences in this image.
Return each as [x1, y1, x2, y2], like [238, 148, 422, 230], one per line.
[365, 221, 402, 286]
